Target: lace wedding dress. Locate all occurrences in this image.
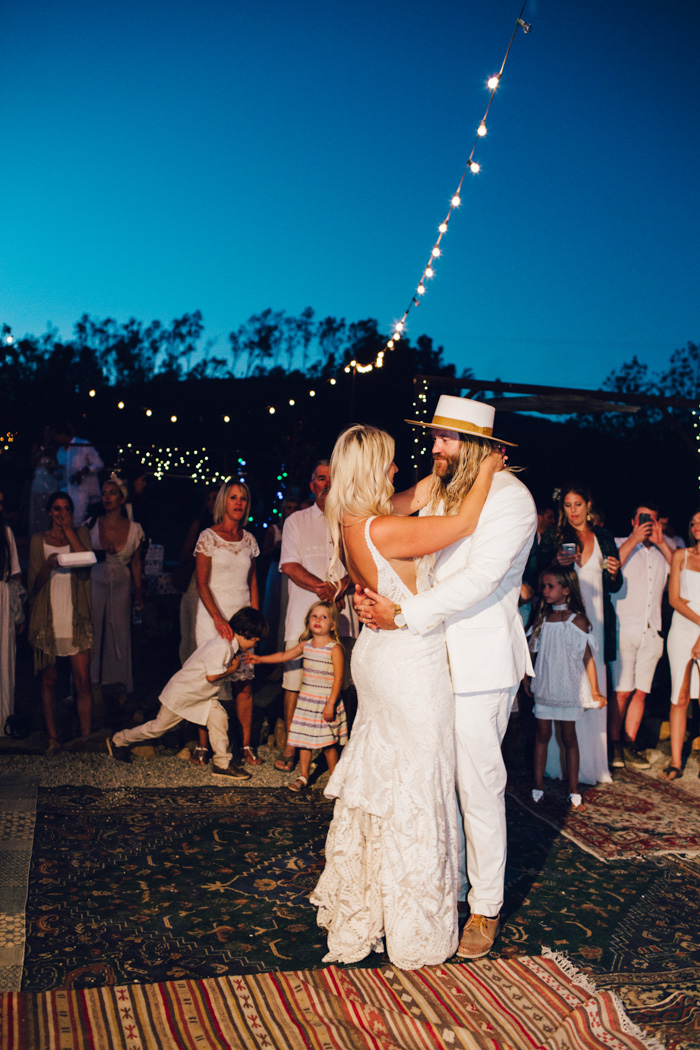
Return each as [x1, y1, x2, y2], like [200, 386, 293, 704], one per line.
[310, 518, 459, 969]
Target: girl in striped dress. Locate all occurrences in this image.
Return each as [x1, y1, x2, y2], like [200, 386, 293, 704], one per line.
[251, 601, 346, 792]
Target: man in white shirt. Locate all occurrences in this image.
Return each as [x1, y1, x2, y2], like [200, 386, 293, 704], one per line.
[54, 422, 103, 526]
[276, 461, 358, 771]
[611, 504, 673, 769]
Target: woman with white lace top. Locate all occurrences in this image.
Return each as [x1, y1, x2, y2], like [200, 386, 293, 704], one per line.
[310, 425, 502, 970]
[194, 480, 261, 766]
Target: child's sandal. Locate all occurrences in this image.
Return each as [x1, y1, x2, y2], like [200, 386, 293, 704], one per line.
[288, 776, 308, 793]
[190, 745, 209, 766]
[274, 755, 295, 772]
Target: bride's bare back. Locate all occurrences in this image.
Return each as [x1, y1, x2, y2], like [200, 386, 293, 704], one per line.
[341, 517, 418, 595]
[339, 451, 503, 598]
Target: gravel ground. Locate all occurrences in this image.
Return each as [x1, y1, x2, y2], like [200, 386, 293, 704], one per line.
[1, 731, 698, 796]
[0, 731, 332, 791]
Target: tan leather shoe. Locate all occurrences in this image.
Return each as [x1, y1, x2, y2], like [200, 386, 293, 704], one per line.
[456, 914, 500, 959]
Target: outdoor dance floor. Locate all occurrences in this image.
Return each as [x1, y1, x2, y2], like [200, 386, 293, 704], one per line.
[1, 758, 699, 1049]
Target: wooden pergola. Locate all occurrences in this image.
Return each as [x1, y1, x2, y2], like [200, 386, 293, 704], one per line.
[413, 376, 698, 457]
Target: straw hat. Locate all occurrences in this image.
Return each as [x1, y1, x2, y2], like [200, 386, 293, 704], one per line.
[405, 394, 517, 447]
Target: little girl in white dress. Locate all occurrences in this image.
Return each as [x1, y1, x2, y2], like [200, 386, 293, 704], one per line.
[526, 567, 606, 809]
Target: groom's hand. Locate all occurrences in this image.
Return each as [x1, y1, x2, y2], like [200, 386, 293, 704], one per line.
[360, 588, 398, 631]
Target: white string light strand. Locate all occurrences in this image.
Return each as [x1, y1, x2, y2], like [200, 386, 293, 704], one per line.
[376, 2, 532, 369]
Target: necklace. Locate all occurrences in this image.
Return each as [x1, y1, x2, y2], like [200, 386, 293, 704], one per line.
[552, 603, 568, 611]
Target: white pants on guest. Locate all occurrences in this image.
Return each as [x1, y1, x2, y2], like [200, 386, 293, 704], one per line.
[455, 685, 517, 917]
[113, 700, 232, 768]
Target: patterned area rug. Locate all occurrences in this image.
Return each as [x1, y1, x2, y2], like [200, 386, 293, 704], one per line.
[0, 777, 38, 992]
[1, 954, 663, 1050]
[21, 785, 700, 1049]
[25, 786, 335, 990]
[508, 769, 700, 860]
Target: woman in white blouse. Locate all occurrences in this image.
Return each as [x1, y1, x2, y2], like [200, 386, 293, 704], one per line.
[194, 480, 261, 765]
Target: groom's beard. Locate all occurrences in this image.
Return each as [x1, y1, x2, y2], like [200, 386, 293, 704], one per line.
[432, 452, 459, 482]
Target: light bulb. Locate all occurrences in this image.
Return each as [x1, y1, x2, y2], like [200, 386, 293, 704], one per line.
[269, 407, 276, 414]
[425, 266, 434, 278]
[146, 409, 152, 417]
[223, 415, 230, 422]
[417, 284, 426, 295]
[89, 389, 96, 398]
[487, 75, 500, 90]
[288, 399, 295, 406]
[329, 378, 336, 385]
[439, 222, 448, 234]
[469, 161, 481, 173]
[118, 401, 125, 409]
[451, 195, 461, 207]
[432, 247, 441, 258]
[170, 415, 177, 422]
[309, 390, 316, 397]
[477, 122, 487, 137]
[395, 321, 404, 332]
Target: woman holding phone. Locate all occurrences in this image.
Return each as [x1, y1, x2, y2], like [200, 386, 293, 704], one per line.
[536, 483, 622, 784]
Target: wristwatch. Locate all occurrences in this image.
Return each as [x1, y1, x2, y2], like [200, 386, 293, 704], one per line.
[393, 604, 407, 629]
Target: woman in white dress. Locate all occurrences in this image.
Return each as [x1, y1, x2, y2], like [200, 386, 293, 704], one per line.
[90, 475, 144, 695]
[28, 491, 94, 752]
[0, 490, 23, 729]
[311, 425, 502, 970]
[663, 511, 700, 780]
[537, 484, 621, 785]
[194, 480, 261, 765]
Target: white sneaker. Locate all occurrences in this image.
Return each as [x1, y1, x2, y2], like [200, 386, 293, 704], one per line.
[531, 788, 544, 803]
[568, 792, 584, 809]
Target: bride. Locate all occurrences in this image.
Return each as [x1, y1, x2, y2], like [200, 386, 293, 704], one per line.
[310, 424, 502, 969]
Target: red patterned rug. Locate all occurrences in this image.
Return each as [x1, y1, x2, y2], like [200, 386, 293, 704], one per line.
[509, 769, 700, 861]
[0, 953, 664, 1050]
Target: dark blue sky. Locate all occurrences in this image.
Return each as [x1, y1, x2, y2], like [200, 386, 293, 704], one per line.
[2, 0, 698, 389]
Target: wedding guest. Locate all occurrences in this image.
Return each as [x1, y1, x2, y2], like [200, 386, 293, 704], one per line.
[276, 462, 358, 772]
[175, 486, 219, 665]
[28, 425, 61, 538]
[90, 474, 144, 696]
[610, 504, 673, 770]
[54, 421, 103, 526]
[194, 480, 261, 765]
[261, 496, 300, 652]
[0, 489, 24, 729]
[28, 492, 94, 753]
[538, 483, 621, 784]
[662, 510, 700, 780]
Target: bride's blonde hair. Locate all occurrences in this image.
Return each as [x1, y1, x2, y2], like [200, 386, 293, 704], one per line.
[326, 424, 396, 589]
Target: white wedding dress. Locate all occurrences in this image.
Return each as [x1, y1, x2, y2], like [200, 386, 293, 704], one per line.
[310, 518, 459, 969]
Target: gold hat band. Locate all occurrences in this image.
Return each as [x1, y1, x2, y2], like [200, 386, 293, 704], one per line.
[432, 414, 494, 436]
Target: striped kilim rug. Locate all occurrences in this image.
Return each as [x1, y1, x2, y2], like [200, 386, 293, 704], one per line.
[0, 952, 663, 1050]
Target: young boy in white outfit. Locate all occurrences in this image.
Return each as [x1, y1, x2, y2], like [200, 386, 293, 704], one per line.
[107, 607, 268, 779]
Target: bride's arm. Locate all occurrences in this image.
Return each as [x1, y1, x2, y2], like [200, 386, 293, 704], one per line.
[391, 474, 432, 516]
[372, 451, 503, 560]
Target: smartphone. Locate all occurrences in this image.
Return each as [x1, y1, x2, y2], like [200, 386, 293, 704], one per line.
[561, 542, 577, 555]
[638, 513, 652, 525]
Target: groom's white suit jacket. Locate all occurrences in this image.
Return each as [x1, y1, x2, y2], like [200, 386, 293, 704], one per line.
[401, 471, 537, 694]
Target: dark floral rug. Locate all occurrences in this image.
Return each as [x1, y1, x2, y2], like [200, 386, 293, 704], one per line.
[23, 785, 700, 1048]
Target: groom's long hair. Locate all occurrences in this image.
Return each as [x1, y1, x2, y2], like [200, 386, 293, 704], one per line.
[425, 435, 496, 516]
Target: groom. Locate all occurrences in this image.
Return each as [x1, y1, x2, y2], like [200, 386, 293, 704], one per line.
[356, 395, 536, 958]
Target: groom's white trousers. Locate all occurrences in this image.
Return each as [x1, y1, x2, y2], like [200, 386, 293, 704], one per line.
[455, 685, 517, 917]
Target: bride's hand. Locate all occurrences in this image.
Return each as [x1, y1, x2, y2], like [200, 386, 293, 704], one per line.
[480, 448, 506, 476]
